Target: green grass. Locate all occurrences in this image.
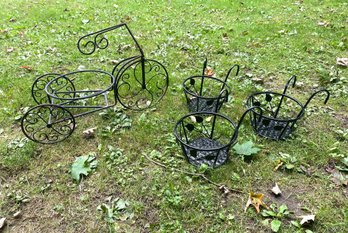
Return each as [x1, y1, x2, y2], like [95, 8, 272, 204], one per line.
[0, 0, 347, 232]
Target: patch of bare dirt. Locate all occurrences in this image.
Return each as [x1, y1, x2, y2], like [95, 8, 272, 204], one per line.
[334, 112, 348, 126]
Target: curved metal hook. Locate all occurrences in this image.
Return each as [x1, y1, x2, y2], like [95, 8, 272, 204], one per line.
[274, 75, 297, 118]
[221, 64, 240, 92]
[77, 23, 144, 57]
[303, 89, 330, 110]
[214, 89, 229, 112]
[233, 106, 263, 139]
[282, 75, 296, 95]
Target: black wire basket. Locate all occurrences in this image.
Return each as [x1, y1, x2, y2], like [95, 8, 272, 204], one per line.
[246, 76, 330, 140]
[182, 59, 239, 112]
[173, 107, 261, 168]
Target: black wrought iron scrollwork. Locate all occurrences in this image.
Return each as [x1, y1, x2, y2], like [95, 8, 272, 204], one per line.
[115, 58, 169, 110]
[77, 23, 144, 56]
[31, 73, 76, 104]
[22, 23, 169, 143]
[21, 104, 75, 144]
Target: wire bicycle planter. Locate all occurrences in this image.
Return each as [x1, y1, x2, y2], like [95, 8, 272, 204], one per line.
[21, 23, 169, 144]
[246, 76, 330, 140]
[174, 106, 262, 168]
[183, 59, 239, 112]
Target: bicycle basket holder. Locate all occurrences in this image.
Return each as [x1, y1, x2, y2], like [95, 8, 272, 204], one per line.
[77, 23, 169, 110]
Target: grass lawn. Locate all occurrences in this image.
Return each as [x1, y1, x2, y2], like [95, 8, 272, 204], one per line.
[0, 0, 347, 232]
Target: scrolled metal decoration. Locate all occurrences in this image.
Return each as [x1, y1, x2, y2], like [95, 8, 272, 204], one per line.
[22, 23, 169, 143]
[115, 58, 169, 110]
[21, 104, 75, 144]
[31, 73, 76, 104]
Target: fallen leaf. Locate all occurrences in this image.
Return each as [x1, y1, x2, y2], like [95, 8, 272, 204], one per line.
[13, 211, 21, 218]
[110, 60, 119, 65]
[121, 15, 132, 23]
[77, 65, 86, 70]
[317, 21, 329, 27]
[336, 58, 348, 67]
[274, 160, 284, 171]
[299, 214, 315, 225]
[251, 77, 263, 84]
[245, 72, 253, 78]
[6, 47, 14, 53]
[20, 66, 33, 71]
[233, 141, 261, 156]
[244, 192, 268, 213]
[83, 127, 97, 139]
[71, 153, 98, 182]
[271, 183, 282, 196]
[82, 19, 89, 24]
[331, 171, 348, 186]
[9, 18, 16, 22]
[0, 217, 6, 229]
[204, 67, 215, 77]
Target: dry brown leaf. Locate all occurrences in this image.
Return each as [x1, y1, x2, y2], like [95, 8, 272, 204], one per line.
[251, 77, 263, 84]
[83, 127, 97, 139]
[336, 58, 348, 67]
[299, 214, 315, 225]
[204, 67, 215, 77]
[0, 217, 6, 229]
[244, 192, 268, 213]
[20, 66, 33, 71]
[271, 183, 282, 195]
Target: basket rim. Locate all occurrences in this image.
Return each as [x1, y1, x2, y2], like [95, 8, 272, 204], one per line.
[44, 70, 115, 101]
[182, 75, 230, 99]
[173, 111, 238, 152]
[246, 91, 305, 122]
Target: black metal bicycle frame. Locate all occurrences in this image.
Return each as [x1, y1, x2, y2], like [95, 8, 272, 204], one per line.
[77, 23, 148, 90]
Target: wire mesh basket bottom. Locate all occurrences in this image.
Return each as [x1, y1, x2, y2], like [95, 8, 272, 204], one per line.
[187, 97, 220, 113]
[252, 117, 293, 140]
[184, 138, 228, 167]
